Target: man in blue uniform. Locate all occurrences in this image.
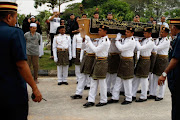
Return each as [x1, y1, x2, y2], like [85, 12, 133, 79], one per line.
[0, 1, 42, 120]
[158, 18, 180, 120]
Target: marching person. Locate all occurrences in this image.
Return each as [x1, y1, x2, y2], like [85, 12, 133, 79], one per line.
[70, 38, 98, 99]
[150, 27, 170, 101]
[148, 37, 158, 99]
[0, 1, 42, 119]
[72, 32, 83, 83]
[108, 27, 136, 105]
[83, 25, 110, 108]
[48, 8, 61, 59]
[53, 26, 72, 85]
[24, 23, 41, 84]
[158, 18, 180, 120]
[106, 36, 121, 97]
[132, 27, 154, 102]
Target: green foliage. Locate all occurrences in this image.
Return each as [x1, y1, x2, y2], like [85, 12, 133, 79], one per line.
[82, 0, 107, 9]
[34, 0, 73, 10]
[17, 14, 26, 26]
[36, 10, 52, 31]
[61, 3, 82, 20]
[165, 9, 180, 18]
[100, 0, 133, 21]
[62, 0, 134, 21]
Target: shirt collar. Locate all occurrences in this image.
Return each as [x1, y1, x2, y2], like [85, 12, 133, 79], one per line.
[0, 21, 9, 26]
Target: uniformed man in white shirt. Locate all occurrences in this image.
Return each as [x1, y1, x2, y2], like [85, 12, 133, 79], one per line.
[53, 26, 72, 85]
[72, 33, 83, 83]
[106, 38, 120, 97]
[132, 27, 154, 102]
[70, 38, 98, 99]
[108, 27, 136, 105]
[148, 37, 158, 99]
[149, 27, 170, 101]
[83, 25, 110, 108]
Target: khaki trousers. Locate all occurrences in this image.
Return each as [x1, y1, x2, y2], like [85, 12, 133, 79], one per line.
[27, 55, 39, 80]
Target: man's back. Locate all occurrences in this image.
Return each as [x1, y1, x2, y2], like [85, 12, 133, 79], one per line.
[0, 21, 28, 105]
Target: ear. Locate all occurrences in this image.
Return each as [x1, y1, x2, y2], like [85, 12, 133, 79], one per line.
[7, 14, 12, 22]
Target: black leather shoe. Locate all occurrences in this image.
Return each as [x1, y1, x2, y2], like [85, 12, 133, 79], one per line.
[135, 98, 147, 102]
[63, 82, 68, 85]
[137, 90, 141, 93]
[86, 96, 88, 100]
[147, 91, 149, 94]
[107, 99, 119, 104]
[58, 82, 63, 85]
[70, 95, 82, 99]
[121, 100, 132, 105]
[120, 91, 125, 96]
[147, 95, 156, 99]
[96, 102, 107, 107]
[84, 86, 90, 90]
[83, 102, 94, 108]
[132, 97, 136, 101]
[155, 97, 163, 101]
[107, 92, 112, 97]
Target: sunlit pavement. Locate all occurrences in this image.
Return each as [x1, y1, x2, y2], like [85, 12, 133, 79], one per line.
[28, 76, 171, 120]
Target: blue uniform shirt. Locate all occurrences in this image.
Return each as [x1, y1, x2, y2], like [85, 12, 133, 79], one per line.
[0, 21, 28, 105]
[168, 32, 180, 93]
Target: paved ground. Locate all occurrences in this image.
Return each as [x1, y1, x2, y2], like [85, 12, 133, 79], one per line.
[28, 77, 171, 120]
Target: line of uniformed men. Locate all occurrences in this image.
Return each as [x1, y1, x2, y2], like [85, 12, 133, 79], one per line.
[52, 23, 170, 108]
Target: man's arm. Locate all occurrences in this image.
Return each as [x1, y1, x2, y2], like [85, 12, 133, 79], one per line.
[16, 60, 42, 102]
[158, 58, 179, 85]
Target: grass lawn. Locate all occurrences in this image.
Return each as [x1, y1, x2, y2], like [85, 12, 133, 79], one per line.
[39, 52, 75, 70]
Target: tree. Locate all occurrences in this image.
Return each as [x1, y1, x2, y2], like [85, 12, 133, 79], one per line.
[100, 0, 134, 21]
[82, 0, 107, 9]
[123, 0, 180, 18]
[36, 10, 52, 32]
[61, 3, 82, 20]
[34, 0, 74, 11]
[17, 14, 26, 26]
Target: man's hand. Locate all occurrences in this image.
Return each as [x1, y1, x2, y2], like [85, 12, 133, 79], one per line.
[158, 75, 166, 86]
[32, 87, 42, 102]
[54, 57, 58, 62]
[28, 18, 31, 23]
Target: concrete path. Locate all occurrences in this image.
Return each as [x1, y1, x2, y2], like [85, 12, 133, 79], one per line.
[28, 77, 171, 120]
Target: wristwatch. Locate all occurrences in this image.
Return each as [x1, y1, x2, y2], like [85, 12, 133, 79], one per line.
[162, 72, 167, 77]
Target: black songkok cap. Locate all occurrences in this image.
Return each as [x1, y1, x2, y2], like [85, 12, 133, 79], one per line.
[143, 27, 152, 33]
[162, 27, 169, 33]
[126, 26, 135, 32]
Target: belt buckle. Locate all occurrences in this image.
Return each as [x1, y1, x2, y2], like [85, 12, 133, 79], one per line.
[62, 49, 65, 51]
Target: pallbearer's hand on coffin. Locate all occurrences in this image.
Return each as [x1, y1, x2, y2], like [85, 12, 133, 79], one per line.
[85, 35, 91, 42]
[115, 33, 122, 41]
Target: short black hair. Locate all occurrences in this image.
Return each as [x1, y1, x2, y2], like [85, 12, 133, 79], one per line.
[56, 25, 65, 34]
[0, 11, 16, 21]
[94, 12, 99, 15]
[70, 13, 74, 16]
[135, 14, 140, 18]
[150, 16, 154, 18]
[82, 13, 87, 16]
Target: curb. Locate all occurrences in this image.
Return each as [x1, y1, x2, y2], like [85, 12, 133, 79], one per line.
[38, 70, 75, 76]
